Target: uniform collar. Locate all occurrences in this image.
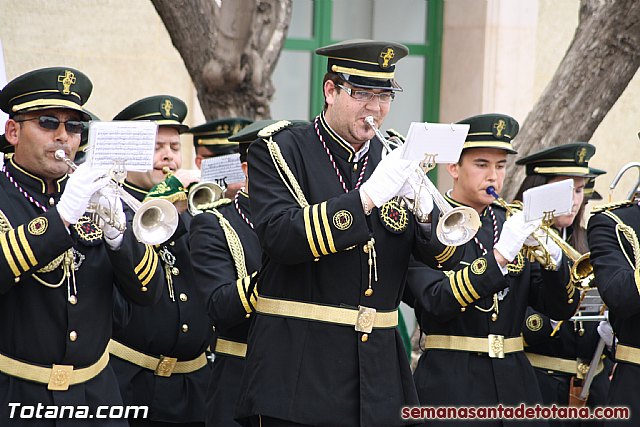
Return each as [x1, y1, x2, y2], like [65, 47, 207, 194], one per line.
[6, 156, 67, 194]
[444, 190, 492, 217]
[123, 180, 148, 202]
[317, 112, 370, 163]
[237, 188, 251, 214]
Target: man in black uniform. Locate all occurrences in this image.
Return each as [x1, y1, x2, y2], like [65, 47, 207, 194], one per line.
[190, 120, 290, 427]
[0, 67, 164, 426]
[405, 114, 579, 426]
[189, 117, 252, 199]
[108, 95, 212, 427]
[588, 194, 640, 424]
[236, 39, 463, 427]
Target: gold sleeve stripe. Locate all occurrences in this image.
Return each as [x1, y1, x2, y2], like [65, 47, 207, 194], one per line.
[0, 232, 20, 277]
[17, 226, 37, 267]
[303, 206, 320, 258]
[449, 272, 467, 307]
[435, 246, 455, 263]
[139, 249, 159, 287]
[312, 204, 329, 256]
[237, 276, 252, 314]
[635, 269, 640, 295]
[8, 229, 29, 272]
[567, 286, 575, 300]
[462, 267, 481, 300]
[455, 270, 475, 304]
[134, 245, 151, 275]
[320, 202, 337, 254]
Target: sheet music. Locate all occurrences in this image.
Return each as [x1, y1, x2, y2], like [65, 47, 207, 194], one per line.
[87, 121, 157, 171]
[201, 154, 244, 186]
[523, 179, 574, 222]
[400, 122, 470, 163]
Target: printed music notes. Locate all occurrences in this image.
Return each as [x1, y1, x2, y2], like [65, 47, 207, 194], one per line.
[87, 121, 157, 171]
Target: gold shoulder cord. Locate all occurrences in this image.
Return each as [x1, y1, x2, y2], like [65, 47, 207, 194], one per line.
[265, 137, 309, 208]
[206, 208, 248, 279]
[603, 211, 640, 269]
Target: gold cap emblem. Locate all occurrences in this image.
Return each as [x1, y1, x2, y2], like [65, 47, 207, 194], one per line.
[575, 147, 588, 165]
[57, 70, 76, 95]
[379, 47, 395, 69]
[161, 99, 174, 118]
[492, 119, 507, 138]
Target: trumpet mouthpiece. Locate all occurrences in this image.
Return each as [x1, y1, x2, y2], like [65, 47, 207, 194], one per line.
[162, 166, 171, 175]
[54, 149, 66, 161]
[486, 186, 499, 198]
[365, 116, 375, 126]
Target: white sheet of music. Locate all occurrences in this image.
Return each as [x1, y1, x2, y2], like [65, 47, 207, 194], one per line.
[523, 179, 574, 222]
[86, 121, 157, 171]
[400, 122, 469, 163]
[201, 154, 244, 185]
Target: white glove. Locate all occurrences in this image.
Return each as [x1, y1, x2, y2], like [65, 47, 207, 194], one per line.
[58, 164, 111, 225]
[597, 319, 614, 348]
[400, 169, 434, 221]
[360, 148, 417, 207]
[494, 211, 541, 262]
[524, 228, 563, 269]
[95, 185, 126, 250]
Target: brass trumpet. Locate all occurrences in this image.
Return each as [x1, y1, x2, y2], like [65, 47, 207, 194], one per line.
[188, 181, 225, 215]
[366, 116, 481, 246]
[486, 186, 593, 283]
[56, 150, 179, 245]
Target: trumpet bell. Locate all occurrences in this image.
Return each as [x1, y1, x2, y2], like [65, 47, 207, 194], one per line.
[436, 206, 481, 246]
[133, 198, 179, 245]
[188, 182, 224, 215]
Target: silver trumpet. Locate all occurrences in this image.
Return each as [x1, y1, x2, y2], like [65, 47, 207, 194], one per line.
[188, 181, 225, 215]
[55, 150, 179, 245]
[365, 116, 481, 246]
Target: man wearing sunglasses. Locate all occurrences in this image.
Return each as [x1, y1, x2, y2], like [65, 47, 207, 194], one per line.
[236, 40, 462, 427]
[0, 67, 163, 426]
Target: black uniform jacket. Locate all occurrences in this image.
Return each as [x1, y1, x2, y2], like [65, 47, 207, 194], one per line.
[190, 191, 262, 427]
[0, 156, 163, 426]
[405, 196, 577, 427]
[110, 181, 212, 423]
[236, 116, 463, 427]
[588, 202, 640, 424]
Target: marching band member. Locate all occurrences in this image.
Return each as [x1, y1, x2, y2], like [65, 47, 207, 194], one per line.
[108, 95, 211, 427]
[236, 39, 462, 427]
[516, 145, 611, 426]
[405, 114, 578, 427]
[0, 67, 163, 426]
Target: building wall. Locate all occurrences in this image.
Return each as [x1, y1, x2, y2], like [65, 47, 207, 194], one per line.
[0, 0, 203, 166]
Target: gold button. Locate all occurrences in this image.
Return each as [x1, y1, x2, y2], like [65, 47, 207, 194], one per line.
[69, 295, 77, 305]
[49, 197, 55, 206]
[69, 331, 78, 342]
[172, 267, 180, 276]
[364, 289, 373, 297]
[212, 325, 216, 332]
[179, 293, 188, 302]
[141, 286, 148, 292]
[353, 163, 358, 171]
[568, 298, 574, 304]
[460, 307, 466, 312]
[361, 334, 369, 342]
[181, 324, 189, 333]
[169, 241, 175, 246]
[313, 258, 320, 262]
[363, 245, 369, 254]
[14, 276, 20, 283]
[491, 313, 498, 322]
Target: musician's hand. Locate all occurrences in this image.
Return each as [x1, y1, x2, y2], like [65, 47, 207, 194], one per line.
[494, 211, 540, 262]
[361, 148, 417, 208]
[173, 169, 200, 188]
[96, 185, 125, 250]
[597, 318, 614, 348]
[58, 164, 111, 226]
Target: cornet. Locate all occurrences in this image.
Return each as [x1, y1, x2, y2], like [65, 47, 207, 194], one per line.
[486, 186, 593, 283]
[365, 116, 481, 246]
[56, 150, 179, 245]
[188, 181, 225, 215]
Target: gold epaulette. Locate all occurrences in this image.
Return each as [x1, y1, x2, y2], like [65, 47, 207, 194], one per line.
[590, 200, 633, 214]
[257, 120, 292, 138]
[200, 198, 232, 212]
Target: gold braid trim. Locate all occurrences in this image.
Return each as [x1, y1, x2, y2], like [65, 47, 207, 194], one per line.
[265, 137, 309, 208]
[206, 209, 247, 279]
[603, 211, 640, 269]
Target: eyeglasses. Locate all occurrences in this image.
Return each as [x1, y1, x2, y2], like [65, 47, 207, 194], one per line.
[337, 84, 395, 104]
[15, 116, 84, 134]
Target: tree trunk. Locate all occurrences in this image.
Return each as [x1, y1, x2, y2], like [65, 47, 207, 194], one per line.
[502, 0, 640, 200]
[151, 0, 292, 120]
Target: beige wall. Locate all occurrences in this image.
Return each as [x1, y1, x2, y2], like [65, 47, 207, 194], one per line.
[0, 0, 203, 166]
[439, 0, 640, 203]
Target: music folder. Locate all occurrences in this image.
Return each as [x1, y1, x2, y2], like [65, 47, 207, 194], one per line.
[523, 179, 574, 222]
[400, 122, 470, 163]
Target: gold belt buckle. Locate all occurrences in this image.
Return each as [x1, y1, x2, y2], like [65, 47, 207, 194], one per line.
[488, 334, 505, 359]
[48, 364, 74, 391]
[576, 360, 589, 379]
[155, 355, 178, 377]
[355, 306, 376, 334]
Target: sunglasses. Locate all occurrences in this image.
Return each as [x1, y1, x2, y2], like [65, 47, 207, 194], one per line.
[15, 115, 84, 134]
